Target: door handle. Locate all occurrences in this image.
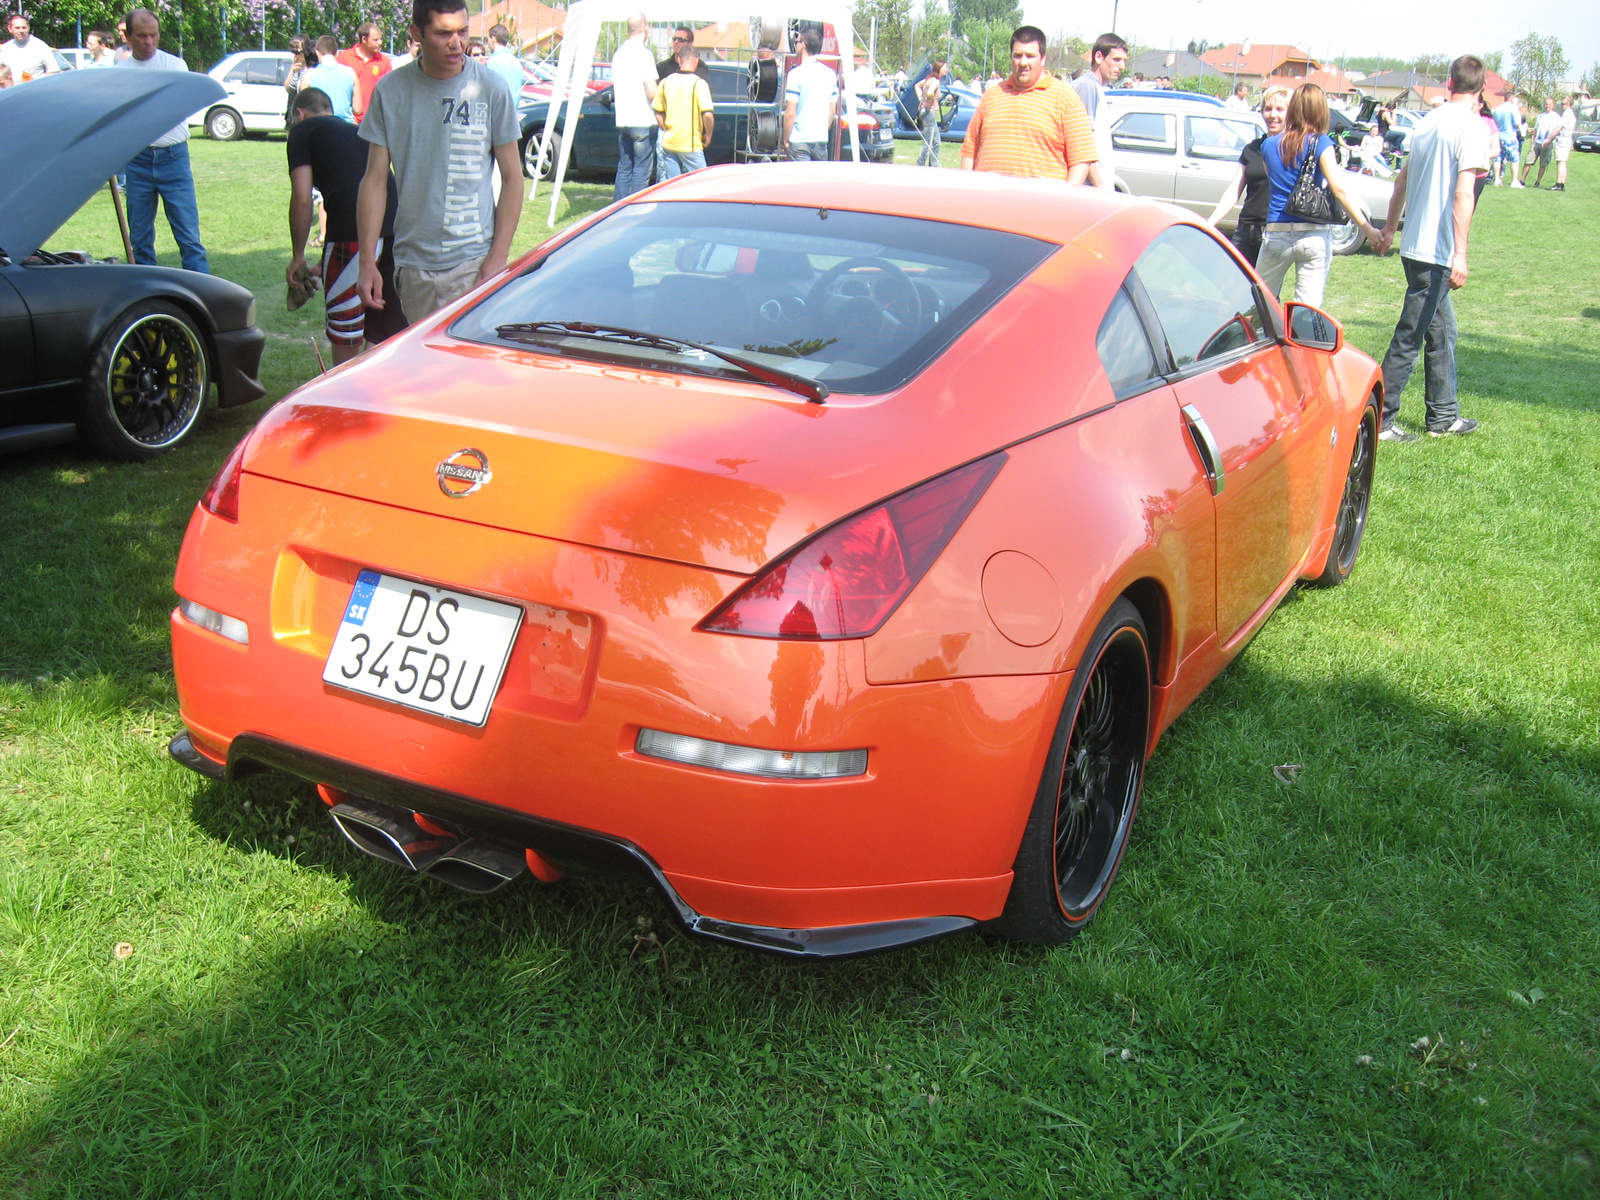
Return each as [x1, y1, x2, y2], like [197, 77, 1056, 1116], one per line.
[1181, 404, 1225, 496]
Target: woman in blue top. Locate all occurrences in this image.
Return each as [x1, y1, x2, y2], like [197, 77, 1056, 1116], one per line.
[1256, 84, 1381, 307]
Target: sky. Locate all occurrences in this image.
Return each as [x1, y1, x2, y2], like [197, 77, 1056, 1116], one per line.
[1022, 0, 1600, 79]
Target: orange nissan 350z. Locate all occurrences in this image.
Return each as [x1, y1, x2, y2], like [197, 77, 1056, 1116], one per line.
[170, 165, 1381, 958]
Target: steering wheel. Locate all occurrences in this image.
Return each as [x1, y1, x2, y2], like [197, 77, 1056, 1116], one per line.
[806, 257, 922, 330]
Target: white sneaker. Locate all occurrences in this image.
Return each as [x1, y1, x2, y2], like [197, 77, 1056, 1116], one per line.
[1511, 180, 1525, 188]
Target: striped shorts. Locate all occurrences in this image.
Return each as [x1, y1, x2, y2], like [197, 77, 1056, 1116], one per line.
[321, 238, 382, 346]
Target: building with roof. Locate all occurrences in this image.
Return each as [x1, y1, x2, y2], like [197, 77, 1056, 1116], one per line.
[1201, 43, 1317, 87]
[469, 0, 566, 52]
[1352, 68, 1443, 104]
[1127, 49, 1228, 83]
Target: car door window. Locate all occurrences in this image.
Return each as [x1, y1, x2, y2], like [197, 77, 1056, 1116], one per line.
[1111, 112, 1175, 155]
[1096, 287, 1161, 397]
[1186, 116, 1260, 160]
[708, 69, 745, 103]
[224, 57, 280, 85]
[1132, 225, 1266, 369]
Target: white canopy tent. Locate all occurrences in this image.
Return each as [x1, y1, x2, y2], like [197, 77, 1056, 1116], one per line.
[531, 0, 863, 226]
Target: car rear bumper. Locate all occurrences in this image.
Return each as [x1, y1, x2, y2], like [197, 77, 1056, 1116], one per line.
[171, 473, 1064, 946]
[169, 729, 977, 959]
[212, 325, 266, 409]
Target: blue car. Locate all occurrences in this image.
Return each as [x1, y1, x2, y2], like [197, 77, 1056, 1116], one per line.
[892, 62, 981, 142]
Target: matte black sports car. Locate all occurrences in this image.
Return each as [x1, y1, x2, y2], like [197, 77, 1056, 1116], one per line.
[0, 69, 265, 459]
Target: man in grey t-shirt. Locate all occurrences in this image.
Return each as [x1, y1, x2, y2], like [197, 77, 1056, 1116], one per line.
[1071, 33, 1127, 190]
[356, 0, 522, 323]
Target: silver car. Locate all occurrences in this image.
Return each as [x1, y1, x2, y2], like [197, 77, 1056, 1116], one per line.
[1102, 91, 1393, 255]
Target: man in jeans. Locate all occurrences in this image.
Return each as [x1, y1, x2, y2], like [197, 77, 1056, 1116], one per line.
[610, 12, 658, 200]
[782, 27, 837, 161]
[653, 45, 713, 178]
[116, 10, 209, 274]
[356, 0, 522, 323]
[1374, 54, 1489, 441]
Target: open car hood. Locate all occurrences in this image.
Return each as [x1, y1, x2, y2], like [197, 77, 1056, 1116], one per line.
[0, 67, 223, 260]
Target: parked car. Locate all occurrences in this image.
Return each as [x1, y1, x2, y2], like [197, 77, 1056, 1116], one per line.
[168, 164, 1380, 959]
[1574, 122, 1600, 153]
[0, 69, 265, 457]
[55, 46, 90, 70]
[189, 49, 296, 140]
[518, 60, 894, 180]
[1382, 106, 1425, 155]
[516, 55, 609, 102]
[1104, 91, 1393, 255]
[892, 62, 980, 142]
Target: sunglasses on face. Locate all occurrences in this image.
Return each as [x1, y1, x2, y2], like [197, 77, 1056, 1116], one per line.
[672, 35, 689, 42]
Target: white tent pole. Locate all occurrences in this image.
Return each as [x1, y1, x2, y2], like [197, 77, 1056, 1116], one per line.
[529, 9, 582, 211]
[548, 10, 600, 226]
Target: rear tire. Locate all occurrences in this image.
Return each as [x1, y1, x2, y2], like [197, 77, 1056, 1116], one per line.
[205, 106, 244, 141]
[522, 129, 560, 181]
[990, 599, 1151, 946]
[1331, 218, 1366, 255]
[79, 301, 210, 460]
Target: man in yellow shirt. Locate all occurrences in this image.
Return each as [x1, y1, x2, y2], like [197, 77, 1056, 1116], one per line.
[653, 46, 714, 178]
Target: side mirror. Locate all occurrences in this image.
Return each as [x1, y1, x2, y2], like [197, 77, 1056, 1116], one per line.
[1284, 302, 1343, 354]
[598, 89, 614, 107]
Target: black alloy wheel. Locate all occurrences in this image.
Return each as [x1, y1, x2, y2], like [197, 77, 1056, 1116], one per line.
[80, 301, 210, 459]
[991, 599, 1150, 945]
[1314, 398, 1378, 587]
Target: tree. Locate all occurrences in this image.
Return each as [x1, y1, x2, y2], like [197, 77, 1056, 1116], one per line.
[948, 0, 1021, 40]
[1481, 50, 1502, 74]
[1410, 53, 1451, 82]
[1186, 38, 1209, 56]
[1584, 60, 1600, 96]
[857, 0, 913, 72]
[1509, 31, 1570, 108]
[950, 18, 1013, 81]
[911, 0, 951, 66]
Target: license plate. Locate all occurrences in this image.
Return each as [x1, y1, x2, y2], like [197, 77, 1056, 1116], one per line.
[322, 571, 522, 727]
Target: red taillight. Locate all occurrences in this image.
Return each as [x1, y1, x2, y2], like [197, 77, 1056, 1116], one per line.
[699, 453, 1006, 640]
[199, 434, 250, 522]
[853, 113, 880, 131]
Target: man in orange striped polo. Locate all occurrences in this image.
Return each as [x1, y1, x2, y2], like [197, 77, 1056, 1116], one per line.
[961, 26, 1097, 182]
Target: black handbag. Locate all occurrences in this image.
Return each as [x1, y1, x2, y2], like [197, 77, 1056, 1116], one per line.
[1283, 139, 1348, 225]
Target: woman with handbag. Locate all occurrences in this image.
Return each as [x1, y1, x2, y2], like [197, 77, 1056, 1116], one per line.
[1256, 83, 1381, 306]
[1206, 86, 1291, 266]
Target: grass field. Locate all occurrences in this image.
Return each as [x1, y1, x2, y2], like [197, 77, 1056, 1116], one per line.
[1, 137, 1597, 1197]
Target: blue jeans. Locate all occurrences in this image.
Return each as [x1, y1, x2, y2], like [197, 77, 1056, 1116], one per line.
[661, 148, 706, 179]
[614, 125, 657, 201]
[1380, 256, 1459, 430]
[917, 111, 941, 166]
[786, 141, 829, 162]
[124, 141, 209, 274]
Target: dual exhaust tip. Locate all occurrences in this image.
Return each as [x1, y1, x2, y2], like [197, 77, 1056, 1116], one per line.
[325, 794, 557, 895]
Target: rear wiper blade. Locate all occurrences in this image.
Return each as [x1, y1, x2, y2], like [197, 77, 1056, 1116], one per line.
[494, 320, 829, 404]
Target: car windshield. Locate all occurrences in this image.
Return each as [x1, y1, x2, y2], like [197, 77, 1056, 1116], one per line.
[452, 201, 1055, 395]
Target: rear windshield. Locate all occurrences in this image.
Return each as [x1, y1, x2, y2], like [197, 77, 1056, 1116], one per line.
[452, 200, 1055, 395]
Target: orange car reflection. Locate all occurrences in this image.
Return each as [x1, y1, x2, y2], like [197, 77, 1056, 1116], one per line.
[170, 165, 1381, 958]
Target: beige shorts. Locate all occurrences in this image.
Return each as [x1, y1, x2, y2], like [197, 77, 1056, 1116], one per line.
[1554, 141, 1571, 162]
[395, 258, 484, 324]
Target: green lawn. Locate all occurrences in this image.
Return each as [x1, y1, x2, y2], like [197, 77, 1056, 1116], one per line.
[2, 137, 1598, 1198]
